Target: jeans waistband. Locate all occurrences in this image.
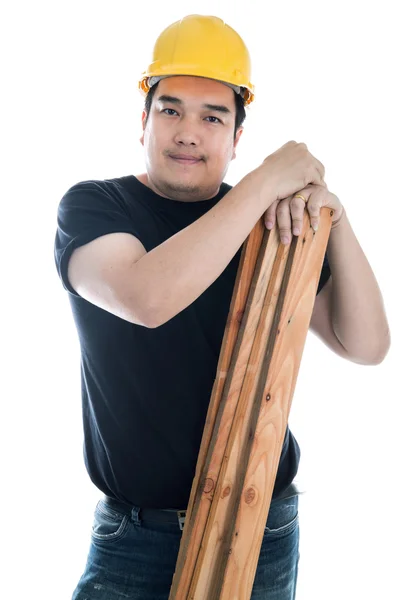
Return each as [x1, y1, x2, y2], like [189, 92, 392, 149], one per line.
[103, 485, 300, 532]
[103, 496, 187, 530]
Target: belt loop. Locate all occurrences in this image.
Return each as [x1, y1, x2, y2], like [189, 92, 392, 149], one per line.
[130, 505, 142, 526]
[177, 510, 186, 531]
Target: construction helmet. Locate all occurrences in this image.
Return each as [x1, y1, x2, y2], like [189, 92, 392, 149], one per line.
[138, 15, 255, 107]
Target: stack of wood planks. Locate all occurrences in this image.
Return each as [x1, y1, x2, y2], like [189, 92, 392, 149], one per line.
[169, 208, 333, 600]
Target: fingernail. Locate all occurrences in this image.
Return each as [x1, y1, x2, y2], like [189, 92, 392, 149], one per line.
[312, 223, 319, 231]
[266, 221, 274, 229]
[282, 236, 290, 245]
[293, 227, 300, 236]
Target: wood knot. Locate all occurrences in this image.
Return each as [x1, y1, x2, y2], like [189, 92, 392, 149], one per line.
[203, 478, 214, 494]
[244, 487, 256, 504]
[236, 309, 244, 324]
[330, 210, 334, 216]
[222, 486, 231, 498]
[266, 393, 271, 402]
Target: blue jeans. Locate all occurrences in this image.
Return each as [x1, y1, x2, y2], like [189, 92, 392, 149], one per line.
[72, 494, 300, 599]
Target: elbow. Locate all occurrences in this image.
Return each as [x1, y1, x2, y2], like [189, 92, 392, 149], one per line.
[142, 311, 163, 329]
[132, 295, 168, 329]
[119, 274, 164, 328]
[115, 288, 161, 329]
[122, 277, 176, 329]
[370, 336, 391, 365]
[359, 332, 391, 366]
[134, 287, 179, 329]
[133, 301, 162, 329]
[143, 306, 179, 329]
[144, 306, 174, 329]
[375, 328, 391, 364]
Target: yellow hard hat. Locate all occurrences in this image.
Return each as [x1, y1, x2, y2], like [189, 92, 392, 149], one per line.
[138, 15, 255, 107]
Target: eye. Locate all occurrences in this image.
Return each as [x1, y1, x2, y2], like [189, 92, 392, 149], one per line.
[205, 116, 222, 124]
[162, 108, 178, 116]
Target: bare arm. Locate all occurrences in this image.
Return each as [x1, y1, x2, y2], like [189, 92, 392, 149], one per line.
[68, 172, 274, 328]
[326, 211, 390, 362]
[68, 141, 325, 328]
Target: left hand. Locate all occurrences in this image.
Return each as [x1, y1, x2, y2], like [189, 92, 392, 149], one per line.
[264, 184, 344, 244]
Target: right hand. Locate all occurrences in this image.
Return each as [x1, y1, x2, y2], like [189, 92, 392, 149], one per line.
[253, 140, 327, 206]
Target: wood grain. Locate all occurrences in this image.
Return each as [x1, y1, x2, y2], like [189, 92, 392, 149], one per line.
[169, 220, 265, 598]
[169, 208, 332, 600]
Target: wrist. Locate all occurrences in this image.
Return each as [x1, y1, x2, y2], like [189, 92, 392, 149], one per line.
[243, 166, 277, 209]
[331, 206, 346, 229]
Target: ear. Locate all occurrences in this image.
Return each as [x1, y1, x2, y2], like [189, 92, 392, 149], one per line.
[140, 110, 147, 146]
[232, 127, 244, 160]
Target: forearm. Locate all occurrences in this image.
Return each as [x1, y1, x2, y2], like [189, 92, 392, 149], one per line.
[327, 210, 390, 363]
[132, 173, 272, 327]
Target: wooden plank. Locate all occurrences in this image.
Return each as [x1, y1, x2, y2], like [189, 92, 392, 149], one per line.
[169, 221, 265, 598]
[219, 208, 332, 599]
[190, 225, 290, 598]
[190, 219, 265, 510]
[170, 208, 333, 600]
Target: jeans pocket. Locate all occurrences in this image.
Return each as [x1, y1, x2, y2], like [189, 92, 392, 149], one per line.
[264, 496, 299, 537]
[91, 499, 129, 542]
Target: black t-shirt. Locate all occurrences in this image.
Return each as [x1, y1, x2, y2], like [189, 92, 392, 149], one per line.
[54, 175, 331, 509]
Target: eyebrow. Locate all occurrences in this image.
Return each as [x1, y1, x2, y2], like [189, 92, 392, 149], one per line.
[156, 94, 232, 115]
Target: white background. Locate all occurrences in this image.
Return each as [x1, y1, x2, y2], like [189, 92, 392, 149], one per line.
[1, 1, 398, 598]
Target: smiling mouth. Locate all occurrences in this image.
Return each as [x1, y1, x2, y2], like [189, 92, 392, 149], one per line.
[168, 155, 203, 165]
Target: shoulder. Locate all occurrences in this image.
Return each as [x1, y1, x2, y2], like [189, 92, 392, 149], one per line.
[62, 176, 125, 198]
[55, 176, 137, 240]
[58, 176, 133, 213]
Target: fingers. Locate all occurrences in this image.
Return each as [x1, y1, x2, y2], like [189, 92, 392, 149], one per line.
[264, 197, 296, 244]
[289, 196, 306, 236]
[264, 189, 321, 244]
[264, 196, 307, 244]
[264, 188, 321, 245]
[307, 197, 321, 231]
[276, 198, 292, 245]
[264, 199, 279, 230]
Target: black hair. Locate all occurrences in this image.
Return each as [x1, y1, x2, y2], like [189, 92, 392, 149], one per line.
[144, 80, 246, 138]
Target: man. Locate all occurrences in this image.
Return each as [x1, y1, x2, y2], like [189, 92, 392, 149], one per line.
[54, 14, 390, 600]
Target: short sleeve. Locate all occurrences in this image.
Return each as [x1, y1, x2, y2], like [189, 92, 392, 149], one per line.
[54, 180, 143, 297]
[316, 252, 331, 295]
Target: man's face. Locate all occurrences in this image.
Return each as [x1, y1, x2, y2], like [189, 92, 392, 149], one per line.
[140, 76, 243, 202]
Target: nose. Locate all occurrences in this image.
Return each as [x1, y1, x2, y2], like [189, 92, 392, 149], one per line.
[173, 118, 201, 147]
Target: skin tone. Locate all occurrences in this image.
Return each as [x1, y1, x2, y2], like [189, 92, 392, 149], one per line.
[137, 76, 243, 203]
[135, 76, 390, 361]
[136, 75, 344, 242]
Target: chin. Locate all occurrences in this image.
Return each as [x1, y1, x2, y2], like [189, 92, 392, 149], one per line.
[163, 178, 203, 197]
[148, 164, 221, 200]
